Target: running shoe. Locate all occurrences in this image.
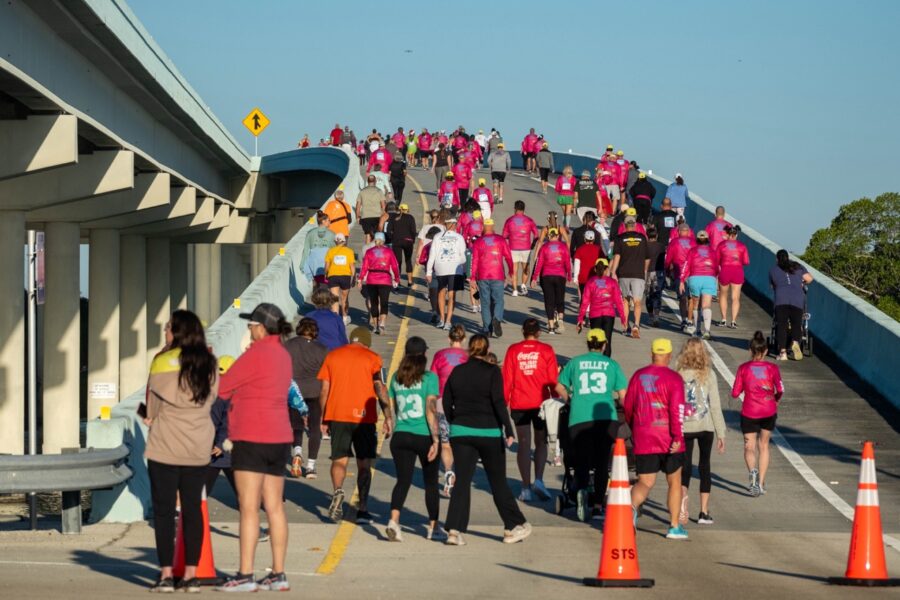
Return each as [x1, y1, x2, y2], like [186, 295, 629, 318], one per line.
[666, 525, 689, 540]
[374, 326, 381, 335]
[257, 572, 290, 592]
[503, 522, 533, 544]
[552, 454, 563, 467]
[576, 489, 589, 523]
[386, 520, 403, 542]
[216, 573, 258, 593]
[149, 577, 175, 593]
[679, 494, 689, 525]
[258, 527, 270, 543]
[533, 480, 551, 501]
[290, 455, 303, 478]
[776, 352, 789, 361]
[702, 331, 711, 340]
[759, 483, 767, 496]
[355, 509, 373, 524]
[430, 313, 439, 325]
[442, 471, 455, 497]
[304, 465, 318, 480]
[442, 322, 452, 331]
[343, 315, 351, 326]
[684, 322, 696, 335]
[698, 512, 714, 525]
[427, 525, 448, 541]
[328, 489, 345, 522]
[436, 319, 444, 329]
[591, 507, 604, 521]
[729, 321, 738, 329]
[518, 487, 534, 502]
[520, 284, 528, 295]
[748, 469, 761, 497]
[791, 341, 803, 361]
[556, 316, 566, 333]
[492, 318, 503, 338]
[715, 319, 728, 327]
[511, 289, 519, 297]
[445, 530, 466, 546]
[175, 577, 200, 593]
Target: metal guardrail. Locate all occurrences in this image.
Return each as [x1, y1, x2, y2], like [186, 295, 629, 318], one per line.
[0, 445, 132, 534]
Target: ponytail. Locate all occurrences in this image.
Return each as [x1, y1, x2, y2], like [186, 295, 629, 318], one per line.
[750, 330, 768, 358]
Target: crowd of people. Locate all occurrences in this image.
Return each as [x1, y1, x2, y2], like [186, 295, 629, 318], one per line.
[141, 126, 810, 592]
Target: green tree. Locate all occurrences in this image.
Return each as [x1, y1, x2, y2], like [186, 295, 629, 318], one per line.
[803, 193, 900, 321]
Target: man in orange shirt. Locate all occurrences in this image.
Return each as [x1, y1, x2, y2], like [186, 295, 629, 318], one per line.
[322, 190, 353, 238]
[317, 326, 393, 524]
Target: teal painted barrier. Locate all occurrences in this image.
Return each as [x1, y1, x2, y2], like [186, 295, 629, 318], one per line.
[87, 149, 362, 522]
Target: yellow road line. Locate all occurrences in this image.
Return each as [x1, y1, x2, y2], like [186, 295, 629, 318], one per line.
[315, 173, 429, 575]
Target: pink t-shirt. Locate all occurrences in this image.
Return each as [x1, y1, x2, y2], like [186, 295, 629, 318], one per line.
[555, 176, 576, 196]
[681, 245, 719, 280]
[391, 132, 406, 147]
[438, 181, 460, 207]
[577, 275, 626, 323]
[452, 135, 467, 150]
[732, 361, 783, 419]
[463, 218, 484, 246]
[705, 218, 732, 250]
[524, 133, 538, 153]
[664, 236, 696, 272]
[669, 226, 694, 242]
[452, 162, 473, 187]
[502, 214, 539, 251]
[532, 240, 571, 281]
[473, 186, 493, 210]
[430, 347, 469, 398]
[360, 246, 399, 286]
[717, 240, 750, 269]
[624, 365, 685, 455]
[418, 133, 433, 151]
[471, 234, 513, 281]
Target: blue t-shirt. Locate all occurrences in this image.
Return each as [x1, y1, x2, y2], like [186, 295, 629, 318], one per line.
[665, 183, 689, 208]
[307, 309, 349, 351]
[768, 264, 809, 308]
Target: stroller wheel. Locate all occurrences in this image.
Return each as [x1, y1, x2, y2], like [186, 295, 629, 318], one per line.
[555, 495, 565, 515]
[803, 335, 813, 357]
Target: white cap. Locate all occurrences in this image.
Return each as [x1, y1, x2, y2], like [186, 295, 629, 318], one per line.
[675, 172, 683, 179]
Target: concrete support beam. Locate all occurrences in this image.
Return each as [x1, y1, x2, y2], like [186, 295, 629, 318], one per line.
[42, 222, 81, 454]
[0, 115, 77, 179]
[122, 196, 215, 237]
[170, 242, 188, 311]
[0, 212, 26, 454]
[81, 185, 197, 230]
[119, 235, 147, 399]
[27, 172, 170, 223]
[146, 238, 170, 365]
[87, 229, 120, 420]
[0, 150, 134, 209]
[192, 244, 211, 325]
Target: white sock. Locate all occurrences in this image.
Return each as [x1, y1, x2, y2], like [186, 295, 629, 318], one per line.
[702, 308, 712, 332]
[292, 446, 302, 457]
[306, 459, 316, 469]
[693, 309, 700, 325]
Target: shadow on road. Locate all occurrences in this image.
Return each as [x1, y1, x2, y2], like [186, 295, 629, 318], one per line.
[71, 546, 157, 588]
[718, 562, 827, 582]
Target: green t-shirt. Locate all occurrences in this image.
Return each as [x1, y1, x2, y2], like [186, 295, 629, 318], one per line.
[389, 371, 439, 436]
[558, 352, 627, 427]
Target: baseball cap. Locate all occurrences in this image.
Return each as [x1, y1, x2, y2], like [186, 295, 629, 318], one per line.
[675, 172, 683, 179]
[587, 328, 607, 343]
[478, 178, 486, 185]
[624, 216, 637, 225]
[595, 257, 609, 267]
[542, 142, 549, 148]
[652, 338, 673, 355]
[473, 210, 481, 219]
[584, 229, 596, 241]
[616, 150, 624, 156]
[638, 172, 647, 179]
[405, 336, 428, 355]
[581, 170, 591, 178]
[606, 144, 614, 151]
[335, 232, 347, 242]
[484, 218, 495, 226]
[399, 203, 409, 211]
[696, 230, 709, 239]
[498, 142, 505, 148]
[217, 355, 236, 374]
[626, 207, 637, 216]
[445, 171, 454, 179]
[445, 216, 458, 223]
[239, 302, 285, 331]
[374, 231, 386, 242]
[349, 326, 372, 347]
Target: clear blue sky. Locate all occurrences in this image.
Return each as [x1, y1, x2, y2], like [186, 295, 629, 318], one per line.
[128, 0, 900, 252]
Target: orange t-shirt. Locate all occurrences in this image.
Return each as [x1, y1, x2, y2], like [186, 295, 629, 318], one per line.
[323, 198, 352, 237]
[317, 343, 382, 423]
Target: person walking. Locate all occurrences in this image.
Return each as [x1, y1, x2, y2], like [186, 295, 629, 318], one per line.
[653, 197, 679, 243]
[217, 303, 293, 592]
[704, 206, 732, 251]
[389, 153, 407, 201]
[554, 328, 628, 522]
[733, 332, 784, 497]
[630, 172, 657, 224]
[502, 318, 559, 502]
[359, 232, 400, 334]
[357, 175, 387, 243]
[531, 227, 571, 334]
[385, 337, 445, 542]
[430, 324, 468, 496]
[443, 334, 532, 546]
[488, 142, 511, 203]
[301, 211, 336, 285]
[572, 229, 605, 296]
[576, 258, 627, 357]
[675, 338, 726, 525]
[664, 223, 696, 328]
[426, 217, 467, 330]
[144, 310, 218, 593]
[665, 173, 690, 217]
[502, 201, 539, 297]
[625, 338, 688, 540]
[285, 318, 329, 480]
[575, 170, 606, 221]
[645, 226, 667, 327]
[324, 233, 356, 325]
[386, 203, 418, 287]
[471, 218, 513, 338]
[317, 326, 394, 524]
[610, 216, 650, 338]
[437, 170, 460, 208]
[322, 189, 353, 238]
[537, 142, 555, 194]
[769, 250, 814, 361]
[473, 178, 495, 218]
[680, 230, 719, 339]
[716, 225, 749, 328]
[554, 165, 577, 227]
[433, 142, 453, 187]
[306, 286, 349, 351]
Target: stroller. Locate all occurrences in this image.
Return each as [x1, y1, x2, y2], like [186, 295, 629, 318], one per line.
[554, 405, 606, 520]
[767, 284, 813, 357]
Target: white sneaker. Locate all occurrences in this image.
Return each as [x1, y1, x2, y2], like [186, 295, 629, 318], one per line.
[518, 487, 533, 502]
[386, 520, 403, 542]
[520, 284, 528, 295]
[512, 289, 519, 297]
[532, 480, 551, 501]
[427, 525, 448, 541]
[343, 315, 351, 325]
[471, 304, 481, 313]
[445, 530, 466, 546]
[503, 522, 533, 544]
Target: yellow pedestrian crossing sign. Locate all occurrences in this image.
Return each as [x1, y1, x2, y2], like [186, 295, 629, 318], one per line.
[242, 108, 270, 136]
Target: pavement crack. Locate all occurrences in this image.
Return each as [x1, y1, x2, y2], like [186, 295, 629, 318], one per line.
[95, 522, 134, 552]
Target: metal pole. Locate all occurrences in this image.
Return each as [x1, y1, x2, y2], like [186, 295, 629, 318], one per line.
[254, 135, 258, 157]
[26, 230, 38, 529]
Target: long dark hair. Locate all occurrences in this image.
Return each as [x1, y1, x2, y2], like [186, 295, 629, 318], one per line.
[750, 330, 768, 358]
[168, 310, 216, 404]
[776, 249, 799, 274]
[396, 354, 427, 388]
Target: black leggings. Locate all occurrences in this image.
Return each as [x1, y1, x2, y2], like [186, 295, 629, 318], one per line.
[589, 315, 615, 357]
[289, 397, 322, 460]
[775, 305, 803, 352]
[391, 179, 405, 202]
[366, 284, 391, 317]
[389, 432, 440, 521]
[445, 436, 526, 532]
[392, 243, 414, 275]
[205, 465, 236, 498]
[458, 188, 470, 205]
[570, 420, 615, 499]
[540, 275, 566, 319]
[148, 460, 206, 567]
[682, 431, 715, 493]
[633, 197, 652, 224]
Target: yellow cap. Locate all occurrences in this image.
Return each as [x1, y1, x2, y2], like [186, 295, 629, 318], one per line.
[484, 218, 495, 226]
[638, 172, 646, 179]
[548, 227, 559, 236]
[445, 171, 454, 179]
[498, 142, 505, 148]
[651, 338, 673, 355]
[399, 203, 409, 211]
[617, 150, 624, 156]
[626, 207, 637, 216]
[606, 145, 614, 151]
[595, 257, 609, 267]
[473, 210, 481, 218]
[218, 355, 236, 374]
[587, 328, 607, 343]
[478, 178, 486, 185]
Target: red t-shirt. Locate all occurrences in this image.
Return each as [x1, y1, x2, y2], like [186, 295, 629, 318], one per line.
[501, 339, 559, 410]
[330, 128, 343, 146]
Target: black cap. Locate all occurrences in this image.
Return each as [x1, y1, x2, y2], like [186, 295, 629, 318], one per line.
[405, 336, 428, 356]
[239, 302, 285, 332]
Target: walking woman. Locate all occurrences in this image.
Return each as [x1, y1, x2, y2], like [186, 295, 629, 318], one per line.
[554, 165, 577, 227]
[285, 317, 328, 480]
[675, 338, 726, 525]
[443, 335, 532, 546]
[732, 331, 784, 497]
[769, 249, 814, 361]
[306, 286, 349, 351]
[217, 303, 294, 592]
[144, 310, 218, 593]
[680, 230, 719, 339]
[576, 258, 627, 357]
[359, 231, 400, 334]
[430, 324, 468, 495]
[386, 337, 444, 542]
[387, 203, 418, 287]
[531, 227, 572, 334]
[716, 225, 750, 328]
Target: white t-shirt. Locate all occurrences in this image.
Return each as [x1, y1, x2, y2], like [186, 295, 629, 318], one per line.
[426, 230, 467, 277]
[417, 223, 446, 241]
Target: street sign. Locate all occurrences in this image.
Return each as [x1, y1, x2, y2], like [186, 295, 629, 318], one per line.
[242, 107, 270, 136]
[35, 231, 45, 305]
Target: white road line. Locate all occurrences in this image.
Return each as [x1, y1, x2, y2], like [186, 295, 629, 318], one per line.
[660, 295, 900, 552]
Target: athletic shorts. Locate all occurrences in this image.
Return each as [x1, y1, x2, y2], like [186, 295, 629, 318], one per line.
[418, 149, 433, 157]
[491, 171, 506, 183]
[328, 275, 352, 290]
[741, 414, 777, 434]
[539, 168, 551, 182]
[437, 412, 451, 444]
[523, 152, 535, 160]
[718, 266, 745, 286]
[604, 185, 621, 202]
[231, 441, 291, 476]
[437, 274, 465, 292]
[511, 250, 531, 264]
[360, 217, 381, 236]
[618, 277, 646, 299]
[635, 452, 684, 475]
[329, 421, 377, 460]
[557, 194, 574, 206]
[510, 408, 547, 432]
[688, 275, 718, 297]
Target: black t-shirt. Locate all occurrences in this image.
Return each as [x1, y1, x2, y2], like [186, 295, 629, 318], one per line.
[615, 232, 649, 278]
[389, 160, 406, 181]
[576, 179, 599, 208]
[609, 213, 626, 243]
[434, 148, 450, 167]
[646, 240, 666, 272]
[387, 213, 417, 245]
[653, 210, 678, 242]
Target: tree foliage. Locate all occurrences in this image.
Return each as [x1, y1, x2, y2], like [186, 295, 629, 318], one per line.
[803, 193, 900, 321]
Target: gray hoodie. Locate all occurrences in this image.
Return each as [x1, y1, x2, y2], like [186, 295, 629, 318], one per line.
[678, 368, 726, 438]
[537, 149, 554, 170]
[488, 150, 511, 172]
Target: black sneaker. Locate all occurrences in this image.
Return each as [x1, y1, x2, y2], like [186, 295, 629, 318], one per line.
[355, 509, 373, 524]
[149, 577, 175, 593]
[216, 573, 258, 593]
[698, 512, 714, 525]
[492, 318, 503, 338]
[257, 571, 290, 592]
[175, 577, 200, 593]
[714, 320, 728, 327]
[429, 313, 439, 325]
[328, 489, 345, 522]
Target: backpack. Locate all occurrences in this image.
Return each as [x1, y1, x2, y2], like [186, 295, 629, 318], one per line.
[683, 377, 710, 422]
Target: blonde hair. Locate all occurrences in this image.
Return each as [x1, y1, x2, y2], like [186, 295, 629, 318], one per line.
[675, 338, 710, 384]
[563, 165, 573, 176]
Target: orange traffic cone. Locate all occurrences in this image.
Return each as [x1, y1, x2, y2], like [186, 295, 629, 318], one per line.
[583, 438, 654, 588]
[829, 442, 899, 587]
[173, 486, 221, 585]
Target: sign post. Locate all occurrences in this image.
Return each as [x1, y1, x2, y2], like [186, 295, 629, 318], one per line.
[26, 230, 42, 529]
[242, 107, 270, 157]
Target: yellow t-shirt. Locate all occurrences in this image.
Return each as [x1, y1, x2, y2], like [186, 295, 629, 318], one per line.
[325, 246, 355, 277]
